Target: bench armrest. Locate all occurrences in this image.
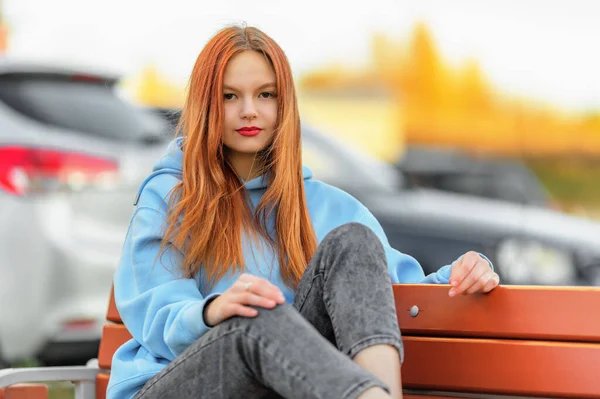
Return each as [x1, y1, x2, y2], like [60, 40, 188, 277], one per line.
[0, 365, 100, 387]
[0, 365, 102, 399]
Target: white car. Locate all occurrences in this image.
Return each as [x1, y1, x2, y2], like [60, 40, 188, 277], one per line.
[0, 61, 172, 366]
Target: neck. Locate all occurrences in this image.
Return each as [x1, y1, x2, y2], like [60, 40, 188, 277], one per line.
[227, 151, 263, 181]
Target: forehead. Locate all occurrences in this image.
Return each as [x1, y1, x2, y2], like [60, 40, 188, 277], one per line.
[223, 50, 276, 87]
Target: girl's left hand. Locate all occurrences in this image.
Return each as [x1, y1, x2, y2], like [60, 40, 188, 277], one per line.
[448, 251, 500, 297]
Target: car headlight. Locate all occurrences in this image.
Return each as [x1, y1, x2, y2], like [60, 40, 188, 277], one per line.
[496, 238, 575, 285]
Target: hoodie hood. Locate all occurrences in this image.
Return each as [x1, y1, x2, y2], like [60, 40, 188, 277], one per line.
[134, 137, 313, 205]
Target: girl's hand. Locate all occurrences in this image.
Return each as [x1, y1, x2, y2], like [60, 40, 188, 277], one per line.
[203, 273, 286, 326]
[449, 251, 500, 297]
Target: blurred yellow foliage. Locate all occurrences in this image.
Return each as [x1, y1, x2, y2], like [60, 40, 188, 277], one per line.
[300, 22, 600, 157]
[298, 89, 404, 162]
[128, 65, 186, 109]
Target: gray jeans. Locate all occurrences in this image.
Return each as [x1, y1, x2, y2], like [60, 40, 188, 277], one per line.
[134, 222, 403, 399]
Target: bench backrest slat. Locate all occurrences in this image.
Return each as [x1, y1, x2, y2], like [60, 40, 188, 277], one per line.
[106, 287, 121, 323]
[394, 284, 600, 342]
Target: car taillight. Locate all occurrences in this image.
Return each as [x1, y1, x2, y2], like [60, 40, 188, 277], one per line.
[71, 73, 105, 83]
[0, 146, 119, 196]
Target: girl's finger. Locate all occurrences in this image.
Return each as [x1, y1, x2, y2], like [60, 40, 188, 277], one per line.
[236, 275, 284, 303]
[449, 252, 479, 287]
[226, 303, 258, 318]
[466, 270, 492, 294]
[233, 279, 256, 294]
[482, 273, 500, 293]
[233, 292, 277, 309]
[452, 262, 486, 296]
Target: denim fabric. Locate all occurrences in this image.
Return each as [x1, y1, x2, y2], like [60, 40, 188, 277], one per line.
[134, 222, 403, 399]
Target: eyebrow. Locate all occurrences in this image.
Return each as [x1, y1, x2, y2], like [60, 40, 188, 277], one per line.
[223, 82, 277, 92]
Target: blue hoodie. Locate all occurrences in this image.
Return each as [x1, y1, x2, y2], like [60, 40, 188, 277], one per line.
[108, 137, 489, 399]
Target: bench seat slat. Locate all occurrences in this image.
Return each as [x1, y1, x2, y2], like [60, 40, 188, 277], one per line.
[402, 336, 600, 398]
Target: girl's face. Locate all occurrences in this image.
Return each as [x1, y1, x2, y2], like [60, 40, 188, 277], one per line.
[222, 50, 278, 168]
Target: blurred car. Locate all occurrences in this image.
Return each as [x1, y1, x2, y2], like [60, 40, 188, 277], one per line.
[302, 130, 600, 286]
[395, 145, 555, 208]
[154, 108, 600, 287]
[0, 61, 172, 367]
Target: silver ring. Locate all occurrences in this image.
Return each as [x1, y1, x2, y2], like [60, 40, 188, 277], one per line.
[244, 282, 252, 291]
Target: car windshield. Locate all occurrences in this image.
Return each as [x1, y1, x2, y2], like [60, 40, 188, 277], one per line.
[0, 76, 168, 141]
[302, 126, 403, 193]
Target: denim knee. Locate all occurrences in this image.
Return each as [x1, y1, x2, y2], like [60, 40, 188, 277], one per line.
[218, 302, 298, 335]
[324, 222, 381, 249]
[320, 222, 386, 269]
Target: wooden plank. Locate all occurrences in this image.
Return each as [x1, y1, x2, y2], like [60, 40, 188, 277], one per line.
[106, 286, 122, 323]
[405, 395, 472, 399]
[402, 336, 600, 398]
[98, 324, 132, 370]
[405, 393, 549, 399]
[394, 284, 600, 342]
[404, 392, 518, 399]
[3, 384, 48, 399]
[96, 373, 110, 399]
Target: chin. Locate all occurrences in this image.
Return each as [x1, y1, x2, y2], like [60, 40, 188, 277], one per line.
[232, 140, 272, 153]
[227, 145, 270, 156]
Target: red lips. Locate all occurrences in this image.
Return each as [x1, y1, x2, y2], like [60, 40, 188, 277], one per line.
[236, 126, 262, 137]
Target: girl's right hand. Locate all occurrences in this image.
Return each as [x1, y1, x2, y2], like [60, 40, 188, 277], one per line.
[203, 273, 286, 327]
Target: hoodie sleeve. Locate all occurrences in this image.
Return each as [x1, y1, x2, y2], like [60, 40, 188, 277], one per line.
[355, 207, 492, 284]
[114, 205, 219, 361]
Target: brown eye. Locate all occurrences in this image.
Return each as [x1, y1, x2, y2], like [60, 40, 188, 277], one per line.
[224, 93, 237, 100]
[259, 92, 276, 99]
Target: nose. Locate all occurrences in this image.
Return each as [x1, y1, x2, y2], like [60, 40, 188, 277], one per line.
[240, 98, 258, 120]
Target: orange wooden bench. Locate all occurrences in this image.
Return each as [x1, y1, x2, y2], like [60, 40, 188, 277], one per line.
[0, 383, 48, 399]
[2, 284, 600, 398]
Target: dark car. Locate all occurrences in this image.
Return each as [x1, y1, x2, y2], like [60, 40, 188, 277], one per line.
[301, 128, 600, 287]
[395, 145, 554, 208]
[153, 108, 600, 288]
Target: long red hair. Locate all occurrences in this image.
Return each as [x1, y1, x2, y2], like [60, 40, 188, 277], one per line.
[161, 26, 317, 289]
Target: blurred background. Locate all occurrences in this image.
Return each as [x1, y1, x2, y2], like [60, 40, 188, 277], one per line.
[1, 0, 600, 385]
